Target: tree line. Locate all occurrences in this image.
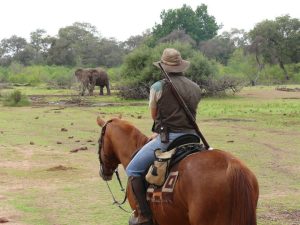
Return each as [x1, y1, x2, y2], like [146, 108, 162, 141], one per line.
[0, 4, 299, 95]
[0, 22, 125, 67]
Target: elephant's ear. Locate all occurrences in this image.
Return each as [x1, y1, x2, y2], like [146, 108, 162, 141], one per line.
[75, 69, 83, 76]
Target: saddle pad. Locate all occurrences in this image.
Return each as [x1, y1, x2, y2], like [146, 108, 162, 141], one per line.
[147, 171, 179, 203]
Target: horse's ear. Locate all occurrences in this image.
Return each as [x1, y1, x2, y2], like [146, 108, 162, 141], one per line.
[97, 116, 106, 127]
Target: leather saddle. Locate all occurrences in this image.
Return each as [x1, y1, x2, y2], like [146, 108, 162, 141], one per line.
[167, 134, 205, 168]
[167, 133, 200, 150]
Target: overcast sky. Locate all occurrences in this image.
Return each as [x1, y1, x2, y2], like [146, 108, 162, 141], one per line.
[1, 0, 299, 41]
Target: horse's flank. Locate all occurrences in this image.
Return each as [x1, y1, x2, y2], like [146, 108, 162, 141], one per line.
[97, 117, 259, 225]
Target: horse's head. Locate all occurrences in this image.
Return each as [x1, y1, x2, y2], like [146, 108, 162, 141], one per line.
[96, 117, 120, 181]
[96, 116, 149, 181]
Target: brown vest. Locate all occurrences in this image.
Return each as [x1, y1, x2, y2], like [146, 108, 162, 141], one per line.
[153, 74, 201, 133]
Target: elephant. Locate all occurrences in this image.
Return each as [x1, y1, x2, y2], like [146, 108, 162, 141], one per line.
[89, 68, 111, 96]
[74, 68, 110, 96]
[74, 68, 91, 96]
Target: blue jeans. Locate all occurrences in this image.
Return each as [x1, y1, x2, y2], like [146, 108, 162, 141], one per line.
[126, 132, 194, 177]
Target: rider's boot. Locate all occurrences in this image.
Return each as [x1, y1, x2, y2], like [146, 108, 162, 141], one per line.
[128, 176, 153, 225]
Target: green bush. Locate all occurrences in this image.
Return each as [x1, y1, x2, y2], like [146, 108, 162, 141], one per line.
[121, 42, 195, 83]
[1, 64, 74, 88]
[223, 49, 257, 83]
[119, 43, 183, 98]
[286, 63, 300, 83]
[186, 52, 218, 83]
[106, 67, 122, 82]
[262, 64, 286, 84]
[0, 67, 9, 82]
[3, 90, 31, 106]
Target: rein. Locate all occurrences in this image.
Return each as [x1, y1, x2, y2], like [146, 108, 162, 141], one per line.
[98, 119, 131, 213]
[104, 170, 131, 213]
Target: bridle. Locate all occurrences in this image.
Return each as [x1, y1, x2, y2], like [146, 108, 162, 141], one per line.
[98, 119, 130, 213]
[98, 119, 114, 178]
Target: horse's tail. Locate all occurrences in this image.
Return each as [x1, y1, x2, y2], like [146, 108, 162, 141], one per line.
[227, 159, 259, 225]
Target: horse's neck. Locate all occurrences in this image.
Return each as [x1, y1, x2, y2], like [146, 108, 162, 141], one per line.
[112, 123, 148, 168]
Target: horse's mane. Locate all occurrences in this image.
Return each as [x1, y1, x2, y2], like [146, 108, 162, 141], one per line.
[109, 118, 139, 131]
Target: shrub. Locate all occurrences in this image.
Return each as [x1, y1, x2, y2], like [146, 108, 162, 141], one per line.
[186, 52, 218, 84]
[1, 64, 75, 88]
[3, 90, 31, 106]
[198, 75, 244, 96]
[0, 67, 9, 82]
[262, 64, 286, 84]
[118, 82, 150, 99]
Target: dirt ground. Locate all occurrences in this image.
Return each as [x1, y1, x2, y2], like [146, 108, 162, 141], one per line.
[239, 86, 300, 99]
[26, 86, 300, 107]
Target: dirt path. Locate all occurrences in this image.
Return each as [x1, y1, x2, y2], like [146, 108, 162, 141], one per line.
[28, 94, 147, 107]
[238, 87, 300, 99]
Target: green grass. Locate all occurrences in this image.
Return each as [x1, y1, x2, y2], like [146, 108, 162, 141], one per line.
[0, 85, 299, 225]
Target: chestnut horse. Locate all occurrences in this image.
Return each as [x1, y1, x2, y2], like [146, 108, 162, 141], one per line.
[96, 117, 259, 225]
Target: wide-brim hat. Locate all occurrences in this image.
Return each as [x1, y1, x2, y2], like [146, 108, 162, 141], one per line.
[153, 48, 190, 73]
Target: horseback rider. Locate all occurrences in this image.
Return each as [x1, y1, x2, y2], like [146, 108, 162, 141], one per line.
[126, 48, 201, 225]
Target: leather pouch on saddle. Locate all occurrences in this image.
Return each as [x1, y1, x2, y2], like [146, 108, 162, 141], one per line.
[145, 148, 176, 187]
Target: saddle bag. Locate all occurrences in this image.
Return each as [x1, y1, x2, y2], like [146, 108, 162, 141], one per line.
[145, 148, 176, 187]
[145, 142, 205, 187]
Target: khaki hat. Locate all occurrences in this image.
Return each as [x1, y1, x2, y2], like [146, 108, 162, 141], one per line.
[153, 48, 190, 73]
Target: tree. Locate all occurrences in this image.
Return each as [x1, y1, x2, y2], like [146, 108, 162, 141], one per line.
[15, 45, 36, 66]
[30, 29, 51, 53]
[152, 4, 219, 44]
[199, 29, 247, 65]
[246, 36, 265, 85]
[47, 37, 77, 66]
[249, 15, 300, 80]
[30, 29, 53, 64]
[97, 38, 125, 67]
[46, 22, 124, 67]
[199, 36, 234, 65]
[47, 22, 101, 66]
[157, 30, 196, 47]
[0, 35, 27, 56]
[0, 35, 29, 66]
[122, 30, 152, 52]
